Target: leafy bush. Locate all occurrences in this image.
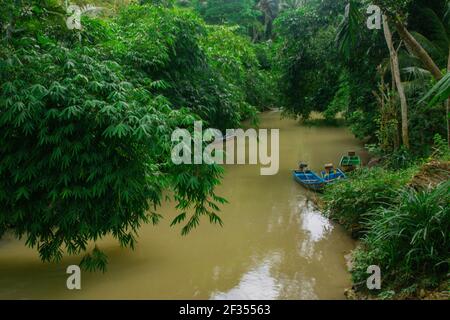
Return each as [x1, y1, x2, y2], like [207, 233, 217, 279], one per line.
[351, 181, 450, 294]
[323, 167, 417, 236]
[383, 146, 418, 170]
[346, 109, 379, 141]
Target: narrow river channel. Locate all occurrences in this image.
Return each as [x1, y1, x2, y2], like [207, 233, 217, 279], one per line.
[0, 111, 367, 299]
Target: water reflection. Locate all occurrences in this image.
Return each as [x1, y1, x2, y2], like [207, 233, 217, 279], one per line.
[300, 200, 333, 242]
[211, 254, 282, 300]
[210, 198, 335, 300]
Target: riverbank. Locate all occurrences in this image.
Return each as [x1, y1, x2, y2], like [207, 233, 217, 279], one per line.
[321, 158, 450, 300]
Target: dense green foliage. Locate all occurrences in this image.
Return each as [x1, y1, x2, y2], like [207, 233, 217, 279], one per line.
[202, 25, 277, 120]
[110, 5, 262, 130]
[1, 0, 448, 299]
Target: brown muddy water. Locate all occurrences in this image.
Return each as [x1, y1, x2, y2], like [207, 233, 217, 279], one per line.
[0, 111, 367, 300]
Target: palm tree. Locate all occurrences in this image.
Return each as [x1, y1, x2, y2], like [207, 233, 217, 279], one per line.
[402, 4, 450, 146]
[370, 0, 444, 81]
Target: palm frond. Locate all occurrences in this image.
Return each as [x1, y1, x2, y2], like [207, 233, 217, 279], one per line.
[335, 0, 363, 60]
[403, 78, 430, 95]
[420, 8, 450, 55]
[402, 66, 431, 80]
[421, 72, 450, 106]
[443, 1, 450, 33]
[411, 31, 448, 58]
[398, 50, 425, 69]
[410, 31, 445, 62]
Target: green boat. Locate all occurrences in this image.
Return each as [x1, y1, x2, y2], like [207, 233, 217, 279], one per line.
[339, 151, 361, 171]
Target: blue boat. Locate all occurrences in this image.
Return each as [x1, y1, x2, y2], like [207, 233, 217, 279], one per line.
[293, 170, 325, 191]
[321, 168, 347, 183]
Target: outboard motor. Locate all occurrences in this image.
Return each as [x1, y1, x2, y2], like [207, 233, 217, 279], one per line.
[299, 163, 308, 172]
[324, 163, 334, 174]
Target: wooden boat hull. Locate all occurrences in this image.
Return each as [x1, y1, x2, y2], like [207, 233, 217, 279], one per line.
[293, 170, 325, 191]
[339, 155, 362, 172]
[321, 168, 347, 184]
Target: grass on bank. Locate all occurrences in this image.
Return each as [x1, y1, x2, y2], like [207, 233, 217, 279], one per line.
[323, 155, 449, 299]
[352, 181, 449, 298]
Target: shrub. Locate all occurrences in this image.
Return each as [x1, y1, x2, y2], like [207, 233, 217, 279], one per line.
[0, 39, 225, 270]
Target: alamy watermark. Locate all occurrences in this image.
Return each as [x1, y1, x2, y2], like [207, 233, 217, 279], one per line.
[171, 121, 279, 176]
[66, 265, 81, 290]
[66, 3, 104, 30]
[345, 3, 382, 30]
[366, 265, 381, 290]
[366, 5, 382, 30]
[65, 263, 380, 291]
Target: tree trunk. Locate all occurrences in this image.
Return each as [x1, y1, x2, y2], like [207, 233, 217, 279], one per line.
[447, 49, 450, 147]
[394, 19, 443, 80]
[389, 15, 448, 147]
[383, 16, 410, 149]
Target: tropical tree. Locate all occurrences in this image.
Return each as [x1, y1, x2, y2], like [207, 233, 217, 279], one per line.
[257, 0, 280, 39]
[382, 13, 410, 148]
[411, 2, 450, 146]
[373, 0, 444, 81]
[387, 0, 450, 147]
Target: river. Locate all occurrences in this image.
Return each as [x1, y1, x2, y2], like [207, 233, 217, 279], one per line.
[0, 111, 367, 299]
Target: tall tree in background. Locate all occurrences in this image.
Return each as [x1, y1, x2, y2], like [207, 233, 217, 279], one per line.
[337, 1, 410, 148]
[257, 0, 279, 39]
[382, 14, 409, 148]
